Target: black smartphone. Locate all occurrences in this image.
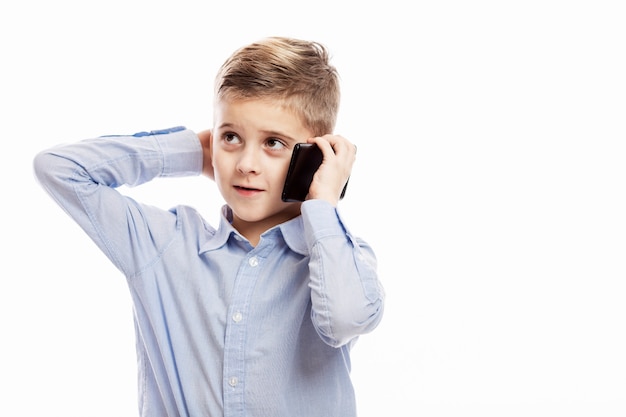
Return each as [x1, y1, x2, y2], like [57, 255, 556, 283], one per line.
[281, 143, 349, 202]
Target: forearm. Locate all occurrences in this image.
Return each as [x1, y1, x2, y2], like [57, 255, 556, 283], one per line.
[34, 127, 201, 187]
[303, 200, 385, 347]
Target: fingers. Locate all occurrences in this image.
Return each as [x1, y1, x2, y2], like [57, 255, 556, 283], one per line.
[305, 134, 356, 205]
[308, 134, 356, 160]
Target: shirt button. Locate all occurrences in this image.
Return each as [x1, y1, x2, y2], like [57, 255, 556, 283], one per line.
[232, 312, 243, 323]
[229, 377, 238, 387]
[248, 256, 259, 267]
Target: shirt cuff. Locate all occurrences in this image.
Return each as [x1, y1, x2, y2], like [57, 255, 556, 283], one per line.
[153, 127, 203, 177]
[301, 199, 349, 247]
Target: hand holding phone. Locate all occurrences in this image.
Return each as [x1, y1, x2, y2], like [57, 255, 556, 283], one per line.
[281, 143, 349, 202]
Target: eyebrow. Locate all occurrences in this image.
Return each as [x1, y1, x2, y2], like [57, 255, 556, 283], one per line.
[218, 123, 299, 143]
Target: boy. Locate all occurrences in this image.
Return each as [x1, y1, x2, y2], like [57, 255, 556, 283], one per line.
[34, 37, 384, 417]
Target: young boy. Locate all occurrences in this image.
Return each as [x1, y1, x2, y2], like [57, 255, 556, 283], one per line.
[34, 37, 384, 417]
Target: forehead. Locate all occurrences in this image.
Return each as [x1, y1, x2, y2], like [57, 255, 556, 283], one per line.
[214, 98, 313, 140]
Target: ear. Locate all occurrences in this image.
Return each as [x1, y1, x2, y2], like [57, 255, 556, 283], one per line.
[198, 129, 214, 180]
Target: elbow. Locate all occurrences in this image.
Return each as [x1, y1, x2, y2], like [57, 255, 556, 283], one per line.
[33, 150, 50, 183]
[313, 297, 385, 348]
[33, 150, 62, 186]
[32, 150, 82, 204]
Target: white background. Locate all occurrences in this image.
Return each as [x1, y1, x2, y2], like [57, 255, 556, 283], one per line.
[1, 1, 625, 416]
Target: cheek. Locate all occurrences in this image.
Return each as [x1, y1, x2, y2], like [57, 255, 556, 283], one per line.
[272, 160, 291, 183]
[211, 152, 231, 182]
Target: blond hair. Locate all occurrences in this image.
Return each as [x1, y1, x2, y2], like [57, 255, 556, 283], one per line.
[215, 37, 340, 136]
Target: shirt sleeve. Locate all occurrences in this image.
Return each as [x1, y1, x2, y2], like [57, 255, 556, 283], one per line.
[33, 127, 203, 277]
[301, 199, 385, 347]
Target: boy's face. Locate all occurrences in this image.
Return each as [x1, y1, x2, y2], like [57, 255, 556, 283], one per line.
[212, 98, 313, 238]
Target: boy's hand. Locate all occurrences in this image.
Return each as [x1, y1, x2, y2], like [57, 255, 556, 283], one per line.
[197, 129, 214, 180]
[306, 134, 356, 206]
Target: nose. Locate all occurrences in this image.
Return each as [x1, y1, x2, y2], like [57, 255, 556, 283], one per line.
[236, 145, 261, 175]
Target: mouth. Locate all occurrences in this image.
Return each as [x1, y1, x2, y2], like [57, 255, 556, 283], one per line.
[234, 185, 264, 196]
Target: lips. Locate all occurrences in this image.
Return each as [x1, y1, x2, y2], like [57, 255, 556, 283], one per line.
[234, 185, 263, 196]
[234, 185, 262, 192]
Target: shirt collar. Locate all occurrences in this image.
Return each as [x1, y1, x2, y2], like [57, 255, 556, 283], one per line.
[198, 205, 308, 256]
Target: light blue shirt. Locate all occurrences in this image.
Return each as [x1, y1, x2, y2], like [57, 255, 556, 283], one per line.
[33, 127, 385, 417]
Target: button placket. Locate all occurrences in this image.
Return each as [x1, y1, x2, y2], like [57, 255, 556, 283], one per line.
[223, 251, 265, 412]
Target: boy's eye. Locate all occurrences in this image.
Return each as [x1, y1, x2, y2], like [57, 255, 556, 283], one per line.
[266, 138, 286, 150]
[223, 133, 241, 144]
